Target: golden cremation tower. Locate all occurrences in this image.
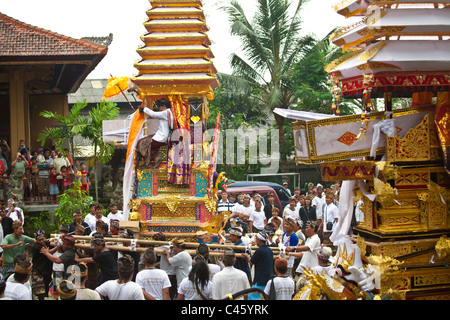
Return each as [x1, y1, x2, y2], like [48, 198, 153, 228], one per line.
[278, 0, 450, 299]
[122, 0, 226, 240]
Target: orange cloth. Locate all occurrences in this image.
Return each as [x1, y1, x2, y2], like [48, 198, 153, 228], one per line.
[126, 108, 145, 163]
[411, 91, 434, 107]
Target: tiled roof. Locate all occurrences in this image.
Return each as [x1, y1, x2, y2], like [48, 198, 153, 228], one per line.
[0, 12, 108, 58]
[68, 79, 139, 105]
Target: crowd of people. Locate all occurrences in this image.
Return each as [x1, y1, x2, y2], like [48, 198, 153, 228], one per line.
[0, 139, 91, 204]
[0, 179, 363, 301]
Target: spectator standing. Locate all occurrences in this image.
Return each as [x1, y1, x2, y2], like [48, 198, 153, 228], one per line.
[321, 192, 339, 245]
[48, 167, 59, 203]
[37, 149, 53, 200]
[299, 195, 316, 233]
[84, 203, 97, 234]
[107, 203, 123, 223]
[136, 248, 171, 300]
[249, 200, 267, 234]
[68, 211, 91, 236]
[217, 191, 234, 214]
[5, 200, 24, 226]
[0, 206, 14, 237]
[264, 193, 280, 222]
[283, 197, 300, 221]
[77, 163, 90, 195]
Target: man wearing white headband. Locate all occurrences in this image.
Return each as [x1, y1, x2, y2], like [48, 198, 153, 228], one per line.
[244, 232, 274, 300]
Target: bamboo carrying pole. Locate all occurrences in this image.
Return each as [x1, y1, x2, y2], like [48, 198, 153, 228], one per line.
[51, 234, 282, 256]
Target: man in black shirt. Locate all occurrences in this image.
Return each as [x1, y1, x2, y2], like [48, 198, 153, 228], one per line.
[0, 207, 13, 236]
[244, 232, 274, 300]
[75, 236, 118, 286]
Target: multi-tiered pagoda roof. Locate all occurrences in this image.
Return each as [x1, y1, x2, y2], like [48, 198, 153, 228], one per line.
[131, 0, 219, 98]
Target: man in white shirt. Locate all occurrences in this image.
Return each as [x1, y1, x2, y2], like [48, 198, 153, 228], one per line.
[136, 248, 171, 300]
[107, 203, 123, 223]
[95, 255, 144, 300]
[162, 238, 192, 290]
[312, 186, 325, 223]
[231, 194, 254, 223]
[4, 260, 32, 300]
[321, 192, 339, 244]
[211, 249, 250, 300]
[286, 221, 321, 275]
[84, 203, 97, 232]
[283, 197, 299, 221]
[138, 98, 174, 165]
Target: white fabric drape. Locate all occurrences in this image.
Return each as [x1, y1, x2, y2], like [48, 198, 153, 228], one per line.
[329, 180, 356, 245]
[122, 124, 144, 221]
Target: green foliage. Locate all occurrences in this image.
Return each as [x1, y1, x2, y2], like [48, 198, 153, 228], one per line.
[38, 100, 88, 158]
[54, 182, 94, 227]
[27, 212, 55, 236]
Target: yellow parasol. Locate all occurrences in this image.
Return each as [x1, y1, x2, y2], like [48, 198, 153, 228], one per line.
[103, 75, 136, 111]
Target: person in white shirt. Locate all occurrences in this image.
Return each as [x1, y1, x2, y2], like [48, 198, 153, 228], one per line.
[233, 194, 254, 223]
[84, 203, 97, 232]
[4, 260, 32, 300]
[195, 243, 221, 280]
[312, 187, 326, 223]
[95, 255, 144, 300]
[321, 192, 339, 244]
[139, 98, 174, 165]
[5, 200, 24, 226]
[211, 249, 251, 300]
[287, 221, 322, 276]
[312, 246, 334, 277]
[136, 248, 171, 300]
[91, 204, 110, 233]
[107, 203, 123, 223]
[355, 198, 364, 224]
[178, 259, 212, 300]
[153, 232, 177, 299]
[264, 258, 295, 300]
[162, 238, 192, 290]
[249, 200, 267, 233]
[283, 197, 300, 221]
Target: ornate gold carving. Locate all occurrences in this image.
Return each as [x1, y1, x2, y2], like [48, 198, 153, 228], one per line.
[357, 41, 387, 62]
[435, 236, 450, 260]
[374, 177, 397, 208]
[386, 114, 432, 162]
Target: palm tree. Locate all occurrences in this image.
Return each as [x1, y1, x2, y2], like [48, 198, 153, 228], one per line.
[38, 100, 88, 158]
[220, 0, 315, 165]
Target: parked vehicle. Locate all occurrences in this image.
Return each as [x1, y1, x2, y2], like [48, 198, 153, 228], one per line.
[225, 181, 291, 209]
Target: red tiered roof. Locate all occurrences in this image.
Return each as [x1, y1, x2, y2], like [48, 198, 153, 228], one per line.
[0, 12, 108, 59]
